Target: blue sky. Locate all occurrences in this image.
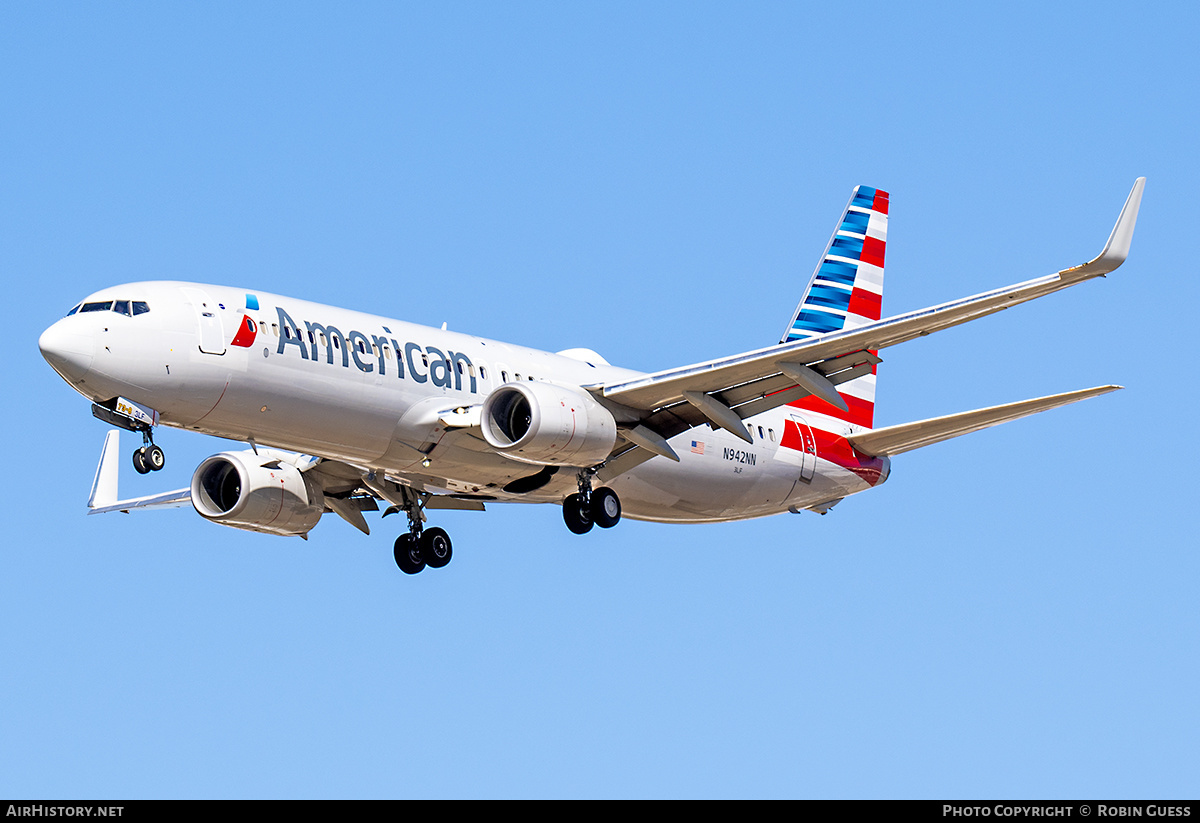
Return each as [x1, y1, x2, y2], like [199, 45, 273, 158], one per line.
[3, 2, 1197, 799]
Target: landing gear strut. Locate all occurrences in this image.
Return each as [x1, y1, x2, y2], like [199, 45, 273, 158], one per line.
[386, 487, 453, 574]
[562, 471, 621, 534]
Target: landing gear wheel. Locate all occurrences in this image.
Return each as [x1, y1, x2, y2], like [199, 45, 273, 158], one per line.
[144, 444, 165, 472]
[420, 527, 453, 568]
[393, 534, 426, 574]
[591, 487, 621, 529]
[563, 493, 594, 534]
[132, 447, 151, 474]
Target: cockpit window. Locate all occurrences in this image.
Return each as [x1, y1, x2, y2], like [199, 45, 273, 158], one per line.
[70, 299, 151, 317]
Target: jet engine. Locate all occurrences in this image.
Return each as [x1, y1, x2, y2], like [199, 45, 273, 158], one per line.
[190, 450, 325, 537]
[480, 382, 617, 467]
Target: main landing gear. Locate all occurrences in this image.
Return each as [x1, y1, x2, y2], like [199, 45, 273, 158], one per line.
[393, 527, 453, 575]
[562, 471, 621, 535]
[389, 490, 453, 575]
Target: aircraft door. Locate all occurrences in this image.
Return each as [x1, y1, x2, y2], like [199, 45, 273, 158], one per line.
[182, 287, 227, 355]
[786, 414, 817, 483]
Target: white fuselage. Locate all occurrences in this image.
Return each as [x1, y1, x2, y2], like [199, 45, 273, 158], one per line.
[40, 281, 888, 523]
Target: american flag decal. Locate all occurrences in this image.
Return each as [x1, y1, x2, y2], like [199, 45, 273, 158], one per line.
[690, 441, 705, 455]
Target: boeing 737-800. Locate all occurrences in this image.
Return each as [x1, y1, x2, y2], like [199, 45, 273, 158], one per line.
[38, 179, 1145, 573]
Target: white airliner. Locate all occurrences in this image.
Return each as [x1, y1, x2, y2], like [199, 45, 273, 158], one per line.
[39, 179, 1144, 573]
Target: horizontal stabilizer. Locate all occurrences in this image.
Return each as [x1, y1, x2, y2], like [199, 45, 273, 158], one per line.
[847, 385, 1122, 457]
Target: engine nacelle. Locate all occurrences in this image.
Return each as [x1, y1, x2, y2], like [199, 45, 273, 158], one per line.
[480, 382, 618, 467]
[190, 450, 325, 537]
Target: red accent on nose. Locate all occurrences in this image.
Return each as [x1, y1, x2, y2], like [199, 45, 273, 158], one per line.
[230, 315, 257, 348]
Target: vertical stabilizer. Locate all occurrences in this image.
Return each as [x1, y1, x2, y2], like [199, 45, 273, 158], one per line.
[780, 186, 889, 428]
[781, 185, 889, 343]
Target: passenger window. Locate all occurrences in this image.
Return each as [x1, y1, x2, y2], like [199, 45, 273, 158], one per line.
[758, 426, 765, 439]
[769, 428, 776, 442]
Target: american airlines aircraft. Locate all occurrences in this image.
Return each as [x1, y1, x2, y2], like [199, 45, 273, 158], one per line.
[38, 179, 1144, 574]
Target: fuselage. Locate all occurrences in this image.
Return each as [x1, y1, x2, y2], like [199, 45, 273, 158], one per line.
[39, 281, 889, 524]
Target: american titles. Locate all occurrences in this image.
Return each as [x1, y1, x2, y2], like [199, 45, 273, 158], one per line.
[272, 306, 479, 394]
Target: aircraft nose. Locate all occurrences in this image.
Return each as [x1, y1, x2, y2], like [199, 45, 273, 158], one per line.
[39, 319, 94, 383]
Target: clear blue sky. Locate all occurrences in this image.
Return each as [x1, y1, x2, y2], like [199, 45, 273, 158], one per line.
[3, 2, 1196, 799]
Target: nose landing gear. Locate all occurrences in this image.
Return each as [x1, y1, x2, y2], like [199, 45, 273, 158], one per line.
[91, 400, 166, 475]
[132, 440, 165, 474]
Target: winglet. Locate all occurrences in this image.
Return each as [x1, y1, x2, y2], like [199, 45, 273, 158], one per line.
[88, 430, 122, 509]
[1059, 177, 1145, 282]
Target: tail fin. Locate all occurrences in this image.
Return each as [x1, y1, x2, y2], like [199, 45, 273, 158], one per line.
[780, 185, 889, 428]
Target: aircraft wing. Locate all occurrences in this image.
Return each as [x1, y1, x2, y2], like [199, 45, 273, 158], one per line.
[87, 430, 192, 514]
[593, 177, 1144, 473]
[86, 430, 483, 535]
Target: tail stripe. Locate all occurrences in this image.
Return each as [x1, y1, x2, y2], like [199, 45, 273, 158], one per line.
[814, 260, 859, 286]
[792, 310, 843, 335]
[807, 283, 859, 308]
[839, 211, 871, 233]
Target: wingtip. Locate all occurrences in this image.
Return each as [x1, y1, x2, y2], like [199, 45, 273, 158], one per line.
[1059, 177, 1145, 281]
